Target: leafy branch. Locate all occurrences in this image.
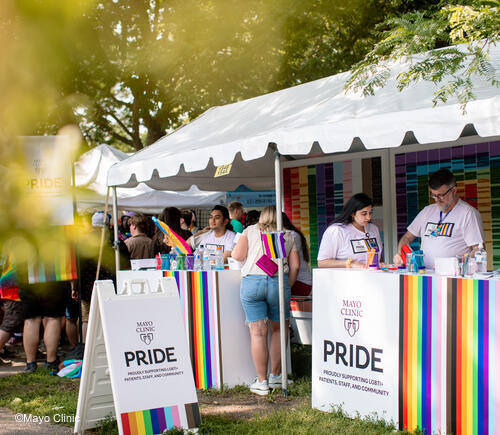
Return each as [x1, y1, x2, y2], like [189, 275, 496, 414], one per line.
[345, 1, 500, 111]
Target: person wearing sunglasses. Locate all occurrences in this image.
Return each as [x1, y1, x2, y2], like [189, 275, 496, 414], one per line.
[393, 168, 484, 269]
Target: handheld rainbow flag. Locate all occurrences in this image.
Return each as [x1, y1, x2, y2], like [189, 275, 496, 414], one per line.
[152, 217, 193, 255]
[261, 232, 287, 259]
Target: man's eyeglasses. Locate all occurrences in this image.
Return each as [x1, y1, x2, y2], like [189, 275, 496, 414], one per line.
[430, 185, 456, 200]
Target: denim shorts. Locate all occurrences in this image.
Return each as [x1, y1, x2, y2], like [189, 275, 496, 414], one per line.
[240, 274, 291, 323]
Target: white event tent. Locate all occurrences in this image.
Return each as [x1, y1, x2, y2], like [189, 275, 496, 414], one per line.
[75, 144, 226, 213]
[107, 43, 500, 391]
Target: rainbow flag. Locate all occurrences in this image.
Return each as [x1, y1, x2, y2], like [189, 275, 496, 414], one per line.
[261, 232, 286, 259]
[0, 254, 20, 301]
[152, 217, 192, 255]
[27, 246, 77, 283]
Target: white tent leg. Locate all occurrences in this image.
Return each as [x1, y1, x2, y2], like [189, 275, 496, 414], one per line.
[112, 186, 120, 274]
[274, 151, 287, 395]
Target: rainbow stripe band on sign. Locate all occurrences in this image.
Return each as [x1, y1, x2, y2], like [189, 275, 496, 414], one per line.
[120, 403, 200, 434]
[163, 271, 221, 389]
[399, 275, 500, 434]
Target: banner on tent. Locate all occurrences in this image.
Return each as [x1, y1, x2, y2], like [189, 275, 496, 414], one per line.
[226, 186, 275, 207]
[75, 279, 200, 434]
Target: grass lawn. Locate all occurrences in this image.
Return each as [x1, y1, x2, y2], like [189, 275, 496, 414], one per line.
[0, 346, 416, 434]
[0, 371, 416, 434]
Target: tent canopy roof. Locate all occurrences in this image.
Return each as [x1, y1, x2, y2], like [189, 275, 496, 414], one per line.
[108, 44, 500, 191]
[75, 144, 226, 212]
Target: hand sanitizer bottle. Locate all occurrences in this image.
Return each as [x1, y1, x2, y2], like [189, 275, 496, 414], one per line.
[475, 243, 487, 273]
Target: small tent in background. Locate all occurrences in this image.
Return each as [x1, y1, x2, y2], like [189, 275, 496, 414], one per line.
[74, 144, 226, 213]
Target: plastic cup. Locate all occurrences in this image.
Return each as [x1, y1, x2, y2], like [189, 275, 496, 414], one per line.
[186, 254, 195, 270]
[161, 254, 170, 270]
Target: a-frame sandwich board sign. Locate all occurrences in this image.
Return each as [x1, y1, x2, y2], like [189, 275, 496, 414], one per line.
[74, 278, 200, 434]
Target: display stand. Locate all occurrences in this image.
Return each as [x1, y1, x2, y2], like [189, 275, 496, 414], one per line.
[312, 269, 500, 434]
[117, 270, 256, 389]
[74, 278, 200, 434]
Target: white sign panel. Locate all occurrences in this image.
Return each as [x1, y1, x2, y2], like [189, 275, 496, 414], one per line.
[312, 269, 399, 422]
[76, 279, 200, 434]
[22, 136, 74, 225]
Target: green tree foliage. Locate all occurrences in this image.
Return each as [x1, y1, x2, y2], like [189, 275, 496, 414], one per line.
[346, 0, 500, 109]
[273, 0, 440, 89]
[3, 0, 288, 150]
[3, 0, 464, 151]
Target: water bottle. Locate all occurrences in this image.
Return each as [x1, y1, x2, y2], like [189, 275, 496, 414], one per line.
[170, 255, 177, 271]
[193, 246, 202, 271]
[202, 247, 211, 271]
[475, 243, 487, 272]
[215, 246, 224, 270]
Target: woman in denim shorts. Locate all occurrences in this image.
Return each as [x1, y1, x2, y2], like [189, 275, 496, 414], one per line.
[232, 206, 299, 395]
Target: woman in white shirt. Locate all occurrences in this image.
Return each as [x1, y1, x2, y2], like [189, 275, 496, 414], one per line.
[232, 206, 299, 396]
[317, 193, 383, 268]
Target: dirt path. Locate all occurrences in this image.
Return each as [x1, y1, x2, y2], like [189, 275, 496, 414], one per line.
[198, 390, 309, 420]
[0, 407, 73, 435]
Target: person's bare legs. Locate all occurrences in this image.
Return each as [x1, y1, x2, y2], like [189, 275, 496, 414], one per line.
[23, 317, 42, 363]
[0, 329, 10, 352]
[43, 317, 62, 362]
[269, 319, 289, 376]
[65, 318, 78, 347]
[248, 319, 268, 382]
[81, 322, 88, 344]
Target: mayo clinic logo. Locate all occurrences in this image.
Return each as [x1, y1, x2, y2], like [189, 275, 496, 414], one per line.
[136, 321, 155, 345]
[340, 299, 364, 337]
[344, 318, 359, 337]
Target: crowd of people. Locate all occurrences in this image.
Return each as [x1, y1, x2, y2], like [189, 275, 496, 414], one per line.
[1, 168, 482, 398]
[0, 200, 313, 377]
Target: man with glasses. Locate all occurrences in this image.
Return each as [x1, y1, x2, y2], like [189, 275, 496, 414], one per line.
[394, 168, 484, 269]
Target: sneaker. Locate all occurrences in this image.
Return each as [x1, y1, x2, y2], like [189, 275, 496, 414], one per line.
[249, 378, 269, 396]
[45, 359, 61, 374]
[268, 373, 294, 389]
[0, 357, 12, 367]
[24, 362, 37, 373]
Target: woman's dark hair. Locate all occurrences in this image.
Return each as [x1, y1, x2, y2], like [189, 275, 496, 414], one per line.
[212, 205, 233, 232]
[153, 207, 191, 254]
[245, 210, 260, 227]
[180, 209, 193, 227]
[158, 207, 183, 233]
[282, 212, 309, 263]
[331, 193, 373, 225]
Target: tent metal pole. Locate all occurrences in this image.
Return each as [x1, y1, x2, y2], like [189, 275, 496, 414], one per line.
[112, 186, 120, 273]
[274, 150, 287, 396]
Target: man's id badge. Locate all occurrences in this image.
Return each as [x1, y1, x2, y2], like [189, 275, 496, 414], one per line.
[424, 222, 454, 238]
